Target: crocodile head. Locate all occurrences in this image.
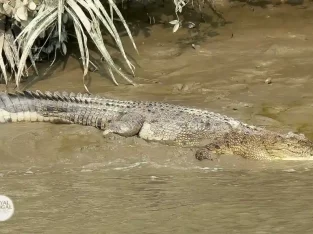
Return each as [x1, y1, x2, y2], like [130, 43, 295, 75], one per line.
[266, 132, 313, 160]
[195, 131, 313, 161]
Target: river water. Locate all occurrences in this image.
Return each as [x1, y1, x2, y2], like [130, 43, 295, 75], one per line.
[2, 2, 313, 233]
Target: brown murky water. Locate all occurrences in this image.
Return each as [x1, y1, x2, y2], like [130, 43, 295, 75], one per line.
[2, 3, 313, 233]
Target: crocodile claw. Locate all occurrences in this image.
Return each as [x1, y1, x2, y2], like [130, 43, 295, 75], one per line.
[195, 148, 216, 161]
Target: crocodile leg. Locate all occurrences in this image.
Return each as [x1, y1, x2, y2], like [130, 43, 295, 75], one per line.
[103, 113, 145, 137]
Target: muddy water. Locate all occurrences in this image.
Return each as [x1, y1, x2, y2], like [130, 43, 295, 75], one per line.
[2, 3, 313, 233]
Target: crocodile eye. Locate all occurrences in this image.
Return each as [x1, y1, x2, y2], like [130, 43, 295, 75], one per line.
[214, 144, 220, 149]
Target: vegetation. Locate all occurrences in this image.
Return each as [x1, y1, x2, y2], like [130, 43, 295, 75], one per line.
[0, 0, 207, 91]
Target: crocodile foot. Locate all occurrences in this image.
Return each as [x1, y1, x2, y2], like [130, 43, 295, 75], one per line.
[195, 143, 221, 161]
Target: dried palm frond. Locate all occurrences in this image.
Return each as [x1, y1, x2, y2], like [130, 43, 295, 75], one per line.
[0, 14, 29, 86]
[0, 0, 139, 91]
[0, 15, 8, 85]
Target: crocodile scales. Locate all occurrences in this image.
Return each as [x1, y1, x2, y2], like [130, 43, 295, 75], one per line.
[0, 90, 313, 161]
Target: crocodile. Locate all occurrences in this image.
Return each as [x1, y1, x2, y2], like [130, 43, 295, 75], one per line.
[0, 90, 312, 161]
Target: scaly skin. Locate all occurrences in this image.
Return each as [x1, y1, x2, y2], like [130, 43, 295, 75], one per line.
[0, 90, 312, 161]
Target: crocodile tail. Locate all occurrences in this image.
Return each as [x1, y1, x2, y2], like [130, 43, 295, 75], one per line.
[0, 90, 82, 123]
